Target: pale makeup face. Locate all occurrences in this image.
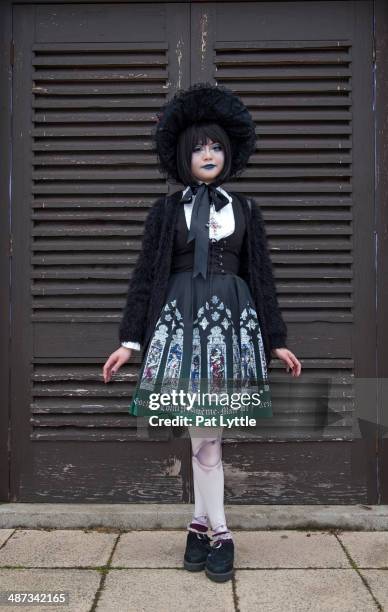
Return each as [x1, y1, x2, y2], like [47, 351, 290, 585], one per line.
[190, 138, 225, 184]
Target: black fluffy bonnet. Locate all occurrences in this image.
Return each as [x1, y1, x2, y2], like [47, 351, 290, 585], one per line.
[152, 82, 257, 183]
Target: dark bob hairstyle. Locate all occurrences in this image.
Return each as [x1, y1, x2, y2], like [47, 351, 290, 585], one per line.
[176, 123, 232, 187]
[153, 83, 256, 183]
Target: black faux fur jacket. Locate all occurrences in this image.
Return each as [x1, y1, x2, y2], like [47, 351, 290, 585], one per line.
[118, 189, 288, 367]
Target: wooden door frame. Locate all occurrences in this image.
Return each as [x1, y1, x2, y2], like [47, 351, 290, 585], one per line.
[375, 0, 388, 502]
[0, 0, 387, 502]
[0, 0, 12, 501]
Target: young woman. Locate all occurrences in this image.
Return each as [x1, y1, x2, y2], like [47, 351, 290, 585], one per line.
[103, 83, 302, 583]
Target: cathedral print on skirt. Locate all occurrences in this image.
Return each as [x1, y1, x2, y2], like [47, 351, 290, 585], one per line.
[129, 272, 273, 428]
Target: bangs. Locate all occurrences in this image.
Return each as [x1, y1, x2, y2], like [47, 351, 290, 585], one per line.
[188, 124, 224, 149]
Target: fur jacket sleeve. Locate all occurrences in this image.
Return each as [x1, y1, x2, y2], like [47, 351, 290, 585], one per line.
[249, 197, 287, 351]
[118, 196, 165, 345]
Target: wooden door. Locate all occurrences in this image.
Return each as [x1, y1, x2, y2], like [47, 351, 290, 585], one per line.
[12, 3, 191, 502]
[10, 1, 375, 503]
[196, 1, 375, 503]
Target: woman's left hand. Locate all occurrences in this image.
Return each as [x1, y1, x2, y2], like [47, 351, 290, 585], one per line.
[271, 348, 302, 377]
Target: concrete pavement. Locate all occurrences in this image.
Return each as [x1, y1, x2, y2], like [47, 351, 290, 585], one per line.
[0, 505, 387, 611]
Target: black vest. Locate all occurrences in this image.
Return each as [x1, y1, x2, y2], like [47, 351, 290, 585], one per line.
[171, 195, 247, 276]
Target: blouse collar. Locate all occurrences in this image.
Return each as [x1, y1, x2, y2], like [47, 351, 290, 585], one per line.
[181, 184, 232, 205]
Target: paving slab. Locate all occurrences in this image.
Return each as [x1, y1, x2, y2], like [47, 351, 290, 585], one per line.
[111, 530, 350, 570]
[112, 531, 185, 568]
[235, 569, 378, 611]
[0, 569, 100, 612]
[338, 531, 388, 568]
[0, 530, 117, 568]
[96, 569, 234, 612]
[359, 570, 388, 609]
[233, 531, 350, 568]
[0, 530, 14, 547]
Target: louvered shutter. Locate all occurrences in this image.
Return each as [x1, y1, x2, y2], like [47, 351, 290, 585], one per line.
[215, 40, 355, 441]
[12, 4, 191, 501]
[31, 42, 171, 441]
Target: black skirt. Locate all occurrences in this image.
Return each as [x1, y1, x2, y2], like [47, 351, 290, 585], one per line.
[129, 269, 272, 428]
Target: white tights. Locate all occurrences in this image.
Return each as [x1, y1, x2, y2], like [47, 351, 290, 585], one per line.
[187, 425, 232, 540]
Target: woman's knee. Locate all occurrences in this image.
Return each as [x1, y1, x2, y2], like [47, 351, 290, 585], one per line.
[194, 438, 222, 468]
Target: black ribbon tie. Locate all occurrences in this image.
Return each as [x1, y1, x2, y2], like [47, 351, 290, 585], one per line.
[181, 183, 229, 280]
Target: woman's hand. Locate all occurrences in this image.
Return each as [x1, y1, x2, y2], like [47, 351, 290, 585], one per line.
[103, 347, 132, 383]
[271, 347, 302, 377]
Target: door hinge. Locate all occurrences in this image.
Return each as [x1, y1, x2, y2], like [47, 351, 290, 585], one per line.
[9, 236, 13, 257]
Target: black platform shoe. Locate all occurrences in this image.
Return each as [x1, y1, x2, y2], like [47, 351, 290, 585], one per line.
[183, 531, 212, 572]
[205, 538, 234, 582]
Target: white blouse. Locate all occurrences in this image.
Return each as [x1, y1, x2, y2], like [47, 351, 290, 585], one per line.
[121, 185, 235, 351]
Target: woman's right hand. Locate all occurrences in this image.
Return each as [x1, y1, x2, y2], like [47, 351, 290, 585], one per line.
[103, 347, 132, 383]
